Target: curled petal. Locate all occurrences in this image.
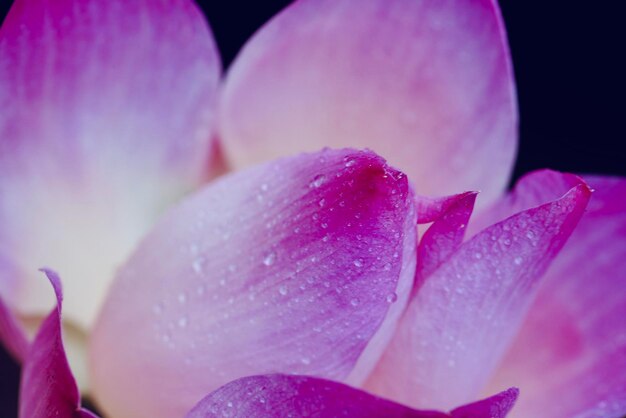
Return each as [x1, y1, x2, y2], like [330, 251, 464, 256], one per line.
[366, 172, 591, 410]
[0, 0, 221, 329]
[18, 269, 96, 418]
[488, 175, 626, 418]
[90, 149, 417, 418]
[417, 192, 477, 282]
[219, 0, 518, 206]
[186, 374, 518, 418]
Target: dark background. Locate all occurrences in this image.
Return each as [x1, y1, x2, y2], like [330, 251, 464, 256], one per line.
[1, 1, 624, 416]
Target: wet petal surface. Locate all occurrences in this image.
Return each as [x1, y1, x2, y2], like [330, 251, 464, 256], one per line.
[90, 149, 417, 418]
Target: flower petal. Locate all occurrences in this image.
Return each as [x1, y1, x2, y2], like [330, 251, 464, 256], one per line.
[219, 0, 517, 206]
[415, 193, 479, 225]
[186, 374, 446, 418]
[185, 374, 518, 418]
[417, 192, 477, 282]
[18, 269, 97, 418]
[487, 175, 626, 418]
[89, 149, 417, 418]
[366, 172, 591, 410]
[450, 388, 519, 418]
[0, 0, 221, 329]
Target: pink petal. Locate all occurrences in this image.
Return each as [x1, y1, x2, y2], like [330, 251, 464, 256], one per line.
[450, 388, 519, 418]
[487, 175, 626, 418]
[219, 0, 517, 207]
[186, 374, 518, 418]
[366, 172, 591, 410]
[0, 0, 221, 329]
[415, 193, 479, 225]
[89, 149, 417, 418]
[417, 192, 477, 282]
[18, 269, 97, 418]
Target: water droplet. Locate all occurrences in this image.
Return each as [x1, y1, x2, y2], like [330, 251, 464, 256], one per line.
[318, 198, 326, 207]
[178, 292, 187, 304]
[278, 285, 288, 296]
[474, 252, 482, 260]
[260, 183, 269, 192]
[344, 159, 356, 167]
[514, 256, 523, 265]
[386, 292, 398, 303]
[526, 230, 535, 239]
[192, 258, 205, 274]
[309, 175, 326, 188]
[322, 234, 330, 242]
[300, 357, 311, 365]
[353, 259, 363, 268]
[350, 298, 360, 306]
[263, 252, 276, 266]
[383, 263, 392, 271]
[178, 317, 188, 328]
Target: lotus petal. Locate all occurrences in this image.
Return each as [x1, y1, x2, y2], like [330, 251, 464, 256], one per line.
[488, 175, 626, 418]
[0, 0, 221, 329]
[366, 172, 591, 410]
[18, 269, 96, 418]
[90, 149, 417, 418]
[219, 0, 517, 207]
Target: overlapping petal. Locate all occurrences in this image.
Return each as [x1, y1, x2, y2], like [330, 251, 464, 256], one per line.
[186, 374, 518, 418]
[0, 0, 221, 329]
[488, 175, 626, 418]
[219, 0, 517, 206]
[18, 269, 97, 418]
[89, 149, 417, 418]
[366, 172, 591, 410]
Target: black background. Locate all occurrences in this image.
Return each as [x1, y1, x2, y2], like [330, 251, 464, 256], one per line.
[1, 1, 624, 416]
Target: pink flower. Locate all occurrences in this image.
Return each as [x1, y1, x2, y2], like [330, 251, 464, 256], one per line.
[0, 1, 624, 418]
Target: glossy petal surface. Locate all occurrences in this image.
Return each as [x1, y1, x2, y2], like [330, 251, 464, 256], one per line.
[488, 175, 626, 418]
[186, 374, 518, 418]
[18, 270, 97, 418]
[90, 149, 417, 418]
[367, 173, 591, 410]
[219, 0, 517, 205]
[0, 0, 221, 329]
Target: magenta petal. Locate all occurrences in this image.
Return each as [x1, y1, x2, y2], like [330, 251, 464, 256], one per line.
[186, 375, 518, 418]
[417, 192, 477, 281]
[488, 175, 626, 418]
[0, 293, 28, 363]
[90, 149, 417, 418]
[415, 193, 479, 225]
[366, 173, 591, 410]
[0, 0, 221, 329]
[450, 388, 518, 418]
[18, 269, 96, 418]
[219, 0, 518, 206]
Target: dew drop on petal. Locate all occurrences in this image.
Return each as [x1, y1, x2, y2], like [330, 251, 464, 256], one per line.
[263, 252, 276, 266]
[309, 174, 326, 188]
[278, 285, 288, 296]
[386, 292, 398, 303]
